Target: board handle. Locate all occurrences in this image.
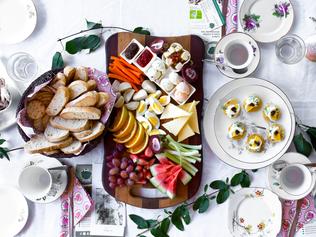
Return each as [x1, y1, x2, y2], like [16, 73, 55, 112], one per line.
[130, 186, 168, 199]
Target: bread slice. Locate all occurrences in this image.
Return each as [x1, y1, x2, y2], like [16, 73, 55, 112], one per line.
[66, 91, 99, 107]
[61, 140, 82, 154]
[72, 129, 93, 140]
[97, 92, 110, 107]
[87, 80, 97, 90]
[50, 116, 91, 132]
[24, 135, 73, 154]
[74, 66, 88, 81]
[43, 150, 60, 155]
[77, 122, 105, 142]
[63, 66, 76, 81]
[60, 107, 101, 120]
[46, 87, 70, 116]
[68, 80, 89, 100]
[44, 123, 69, 143]
[51, 74, 67, 90]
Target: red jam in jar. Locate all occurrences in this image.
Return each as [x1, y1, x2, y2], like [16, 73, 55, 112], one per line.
[136, 49, 153, 67]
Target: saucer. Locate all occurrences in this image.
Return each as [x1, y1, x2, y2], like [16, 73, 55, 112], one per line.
[228, 188, 282, 237]
[239, 0, 294, 43]
[0, 0, 37, 44]
[21, 156, 67, 203]
[0, 186, 28, 237]
[214, 32, 260, 79]
[267, 152, 316, 200]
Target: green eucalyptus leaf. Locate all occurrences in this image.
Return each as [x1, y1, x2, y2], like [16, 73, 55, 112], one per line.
[171, 207, 184, 231]
[204, 184, 208, 193]
[230, 173, 243, 186]
[160, 218, 170, 234]
[150, 227, 169, 237]
[294, 133, 312, 157]
[133, 27, 151, 35]
[307, 127, 316, 150]
[241, 173, 251, 188]
[180, 206, 190, 224]
[210, 180, 227, 190]
[139, 235, 147, 237]
[82, 35, 101, 53]
[193, 196, 203, 211]
[86, 19, 102, 30]
[129, 214, 148, 229]
[146, 219, 158, 228]
[216, 188, 230, 204]
[65, 36, 85, 54]
[0, 147, 9, 160]
[51, 52, 64, 69]
[0, 139, 6, 145]
[198, 196, 209, 213]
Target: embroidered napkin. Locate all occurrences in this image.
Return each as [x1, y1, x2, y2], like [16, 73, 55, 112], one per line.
[225, 0, 238, 34]
[59, 169, 93, 237]
[280, 194, 316, 237]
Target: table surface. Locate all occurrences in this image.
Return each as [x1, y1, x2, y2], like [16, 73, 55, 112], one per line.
[1, 0, 316, 236]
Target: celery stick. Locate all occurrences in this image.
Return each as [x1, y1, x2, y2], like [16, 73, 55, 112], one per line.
[165, 152, 198, 176]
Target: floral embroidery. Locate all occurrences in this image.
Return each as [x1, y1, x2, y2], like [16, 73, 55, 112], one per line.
[240, 217, 245, 223]
[243, 14, 260, 31]
[255, 190, 264, 197]
[257, 222, 266, 230]
[273, 2, 291, 18]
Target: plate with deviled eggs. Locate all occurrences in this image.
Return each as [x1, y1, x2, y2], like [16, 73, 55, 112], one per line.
[203, 78, 295, 169]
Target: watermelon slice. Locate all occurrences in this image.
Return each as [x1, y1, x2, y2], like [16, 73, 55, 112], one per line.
[150, 164, 174, 176]
[179, 170, 192, 185]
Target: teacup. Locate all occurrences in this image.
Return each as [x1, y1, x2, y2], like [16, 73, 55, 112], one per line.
[18, 166, 52, 199]
[278, 164, 313, 195]
[0, 78, 12, 113]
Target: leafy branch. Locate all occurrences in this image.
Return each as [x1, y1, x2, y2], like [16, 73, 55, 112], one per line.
[294, 122, 316, 157]
[51, 19, 150, 69]
[0, 138, 23, 161]
[129, 170, 251, 237]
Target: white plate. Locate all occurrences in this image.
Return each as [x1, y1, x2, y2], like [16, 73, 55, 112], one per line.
[0, 0, 37, 44]
[0, 186, 28, 237]
[21, 156, 67, 203]
[267, 152, 316, 200]
[203, 78, 295, 169]
[228, 188, 282, 237]
[240, 0, 294, 43]
[214, 32, 260, 79]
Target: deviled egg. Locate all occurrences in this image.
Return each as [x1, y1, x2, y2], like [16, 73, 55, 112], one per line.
[267, 124, 284, 143]
[243, 96, 262, 112]
[228, 122, 246, 140]
[263, 104, 281, 122]
[147, 67, 162, 81]
[246, 134, 265, 153]
[222, 99, 241, 118]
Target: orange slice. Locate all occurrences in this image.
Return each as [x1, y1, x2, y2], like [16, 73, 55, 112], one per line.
[113, 112, 135, 138]
[125, 123, 145, 148]
[113, 121, 138, 144]
[128, 133, 149, 154]
[108, 106, 128, 132]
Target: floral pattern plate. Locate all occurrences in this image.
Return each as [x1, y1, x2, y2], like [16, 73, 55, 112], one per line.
[0, 0, 37, 44]
[214, 32, 260, 79]
[0, 186, 28, 236]
[228, 188, 282, 237]
[267, 152, 316, 200]
[20, 156, 68, 203]
[240, 0, 294, 43]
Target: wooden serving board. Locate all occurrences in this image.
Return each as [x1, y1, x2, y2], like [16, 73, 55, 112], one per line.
[102, 32, 204, 209]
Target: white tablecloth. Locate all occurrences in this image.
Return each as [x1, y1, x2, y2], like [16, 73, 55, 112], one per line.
[1, 0, 316, 236]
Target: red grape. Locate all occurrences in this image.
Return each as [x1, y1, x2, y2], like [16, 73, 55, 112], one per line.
[120, 161, 128, 170]
[126, 165, 134, 173]
[109, 167, 119, 175]
[117, 178, 124, 185]
[109, 183, 116, 189]
[126, 179, 135, 186]
[120, 170, 129, 179]
[108, 175, 117, 183]
[129, 172, 138, 181]
[112, 158, 121, 167]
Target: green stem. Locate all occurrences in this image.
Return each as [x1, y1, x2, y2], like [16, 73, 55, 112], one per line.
[8, 147, 23, 152]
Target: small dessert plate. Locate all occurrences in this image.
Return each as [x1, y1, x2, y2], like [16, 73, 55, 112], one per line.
[267, 152, 316, 200]
[239, 0, 294, 43]
[228, 188, 282, 237]
[0, 0, 37, 44]
[20, 156, 67, 203]
[0, 186, 28, 237]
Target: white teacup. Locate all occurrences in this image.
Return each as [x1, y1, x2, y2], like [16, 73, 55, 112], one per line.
[278, 164, 313, 195]
[223, 40, 254, 70]
[18, 166, 52, 199]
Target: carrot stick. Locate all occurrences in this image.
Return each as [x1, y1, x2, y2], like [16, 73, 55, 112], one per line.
[118, 57, 142, 73]
[113, 62, 141, 84]
[108, 73, 131, 83]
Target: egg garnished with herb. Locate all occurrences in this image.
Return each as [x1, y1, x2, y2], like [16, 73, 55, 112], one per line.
[267, 124, 284, 143]
[263, 104, 281, 122]
[246, 134, 265, 153]
[222, 98, 241, 118]
[243, 96, 262, 112]
[228, 122, 246, 140]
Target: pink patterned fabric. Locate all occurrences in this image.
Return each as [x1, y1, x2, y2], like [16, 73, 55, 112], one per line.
[225, 0, 238, 33]
[59, 177, 93, 237]
[280, 194, 316, 237]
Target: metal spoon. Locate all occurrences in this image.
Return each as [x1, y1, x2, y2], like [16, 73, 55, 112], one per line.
[202, 59, 248, 75]
[272, 160, 316, 172]
[48, 165, 68, 171]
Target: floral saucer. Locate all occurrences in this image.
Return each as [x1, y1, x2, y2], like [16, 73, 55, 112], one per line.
[240, 0, 294, 43]
[21, 156, 68, 203]
[228, 188, 282, 237]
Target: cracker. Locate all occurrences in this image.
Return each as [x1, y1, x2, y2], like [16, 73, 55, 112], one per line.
[26, 100, 46, 119]
[33, 118, 44, 132]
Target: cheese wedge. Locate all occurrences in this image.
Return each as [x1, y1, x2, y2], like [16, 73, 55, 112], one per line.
[181, 101, 200, 134]
[162, 116, 190, 136]
[160, 104, 190, 120]
[178, 124, 195, 142]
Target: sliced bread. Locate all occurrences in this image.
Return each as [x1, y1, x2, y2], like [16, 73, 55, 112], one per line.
[43, 150, 60, 155]
[46, 86, 70, 116]
[63, 66, 76, 81]
[97, 92, 110, 107]
[87, 80, 97, 90]
[66, 91, 99, 107]
[50, 116, 91, 132]
[51, 74, 67, 90]
[74, 66, 88, 81]
[77, 122, 105, 142]
[60, 107, 101, 120]
[72, 129, 93, 140]
[24, 134, 73, 153]
[61, 140, 82, 154]
[68, 80, 89, 100]
[44, 123, 69, 143]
